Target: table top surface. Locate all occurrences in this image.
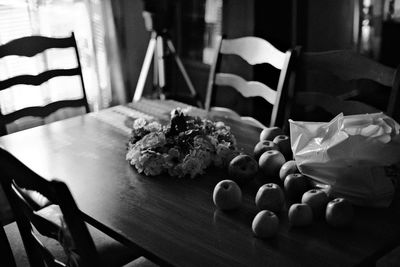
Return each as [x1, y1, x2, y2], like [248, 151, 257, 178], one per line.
[1, 99, 399, 267]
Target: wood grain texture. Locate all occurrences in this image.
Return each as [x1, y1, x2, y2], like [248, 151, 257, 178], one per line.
[0, 100, 399, 267]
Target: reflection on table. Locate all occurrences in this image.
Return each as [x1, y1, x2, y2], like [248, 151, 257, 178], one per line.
[0, 99, 399, 267]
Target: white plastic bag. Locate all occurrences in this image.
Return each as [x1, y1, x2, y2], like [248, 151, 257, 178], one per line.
[290, 113, 400, 207]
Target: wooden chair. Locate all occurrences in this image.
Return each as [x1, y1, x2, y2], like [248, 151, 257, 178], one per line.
[0, 33, 90, 136]
[0, 147, 154, 267]
[204, 36, 296, 128]
[0, 220, 16, 267]
[289, 48, 400, 123]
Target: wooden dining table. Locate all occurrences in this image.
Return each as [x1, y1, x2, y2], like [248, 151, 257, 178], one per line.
[0, 99, 399, 267]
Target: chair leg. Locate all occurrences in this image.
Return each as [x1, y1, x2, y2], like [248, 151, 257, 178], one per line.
[0, 224, 17, 267]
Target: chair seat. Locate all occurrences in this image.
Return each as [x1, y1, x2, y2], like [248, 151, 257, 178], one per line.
[5, 221, 153, 267]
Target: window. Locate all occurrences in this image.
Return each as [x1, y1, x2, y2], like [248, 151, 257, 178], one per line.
[0, 0, 115, 119]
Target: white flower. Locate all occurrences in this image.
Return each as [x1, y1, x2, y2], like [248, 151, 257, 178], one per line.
[214, 141, 240, 167]
[135, 151, 165, 176]
[179, 155, 204, 178]
[133, 118, 147, 130]
[126, 108, 239, 178]
[146, 121, 162, 132]
[139, 132, 166, 150]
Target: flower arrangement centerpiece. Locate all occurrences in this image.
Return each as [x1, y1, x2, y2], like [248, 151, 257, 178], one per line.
[126, 108, 239, 178]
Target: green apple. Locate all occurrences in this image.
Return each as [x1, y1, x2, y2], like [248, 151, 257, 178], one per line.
[326, 198, 354, 228]
[228, 154, 258, 185]
[253, 140, 278, 160]
[301, 189, 329, 219]
[288, 203, 313, 227]
[255, 183, 285, 213]
[252, 210, 279, 238]
[279, 160, 299, 182]
[213, 180, 242, 210]
[259, 126, 284, 141]
[258, 150, 286, 179]
[273, 135, 291, 160]
[284, 173, 310, 202]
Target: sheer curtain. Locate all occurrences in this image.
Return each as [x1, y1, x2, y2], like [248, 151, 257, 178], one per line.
[0, 0, 125, 132]
[0, 0, 125, 222]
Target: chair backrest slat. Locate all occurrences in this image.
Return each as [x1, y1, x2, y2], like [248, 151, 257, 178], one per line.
[0, 35, 76, 58]
[301, 50, 395, 86]
[0, 32, 89, 136]
[296, 92, 381, 115]
[289, 48, 400, 123]
[205, 35, 296, 128]
[0, 68, 81, 91]
[220, 37, 287, 68]
[215, 73, 277, 104]
[1, 99, 88, 124]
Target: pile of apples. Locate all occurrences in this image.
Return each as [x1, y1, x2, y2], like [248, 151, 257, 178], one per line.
[212, 126, 354, 239]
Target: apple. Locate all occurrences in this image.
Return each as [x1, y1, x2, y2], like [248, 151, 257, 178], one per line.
[258, 150, 286, 179]
[213, 180, 242, 210]
[255, 183, 285, 213]
[273, 135, 291, 160]
[301, 189, 329, 219]
[284, 173, 310, 202]
[259, 126, 284, 142]
[253, 140, 278, 160]
[252, 210, 279, 238]
[228, 154, 258, 184]
[288, 203, 313, 227]
[325, 198, 354, 228]
[279, 160, 299, 182]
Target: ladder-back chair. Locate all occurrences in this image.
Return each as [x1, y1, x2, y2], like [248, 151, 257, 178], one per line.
[290, 48, 400, 123]
[0, 33, 89, 136]
[205, 36, 296, 128]
[0, 147, 153, 267]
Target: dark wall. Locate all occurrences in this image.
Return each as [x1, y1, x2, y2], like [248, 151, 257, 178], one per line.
[381, 20, 400, 67]
[223, 0, 255, 39]
[171, 0, 257, 111]
[303, 0, 358, 51]
[254, 0, 294, 51]
[113, 0, 364, 118]
[112, 0, 151, 100]
[252, 0, 295, 125]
